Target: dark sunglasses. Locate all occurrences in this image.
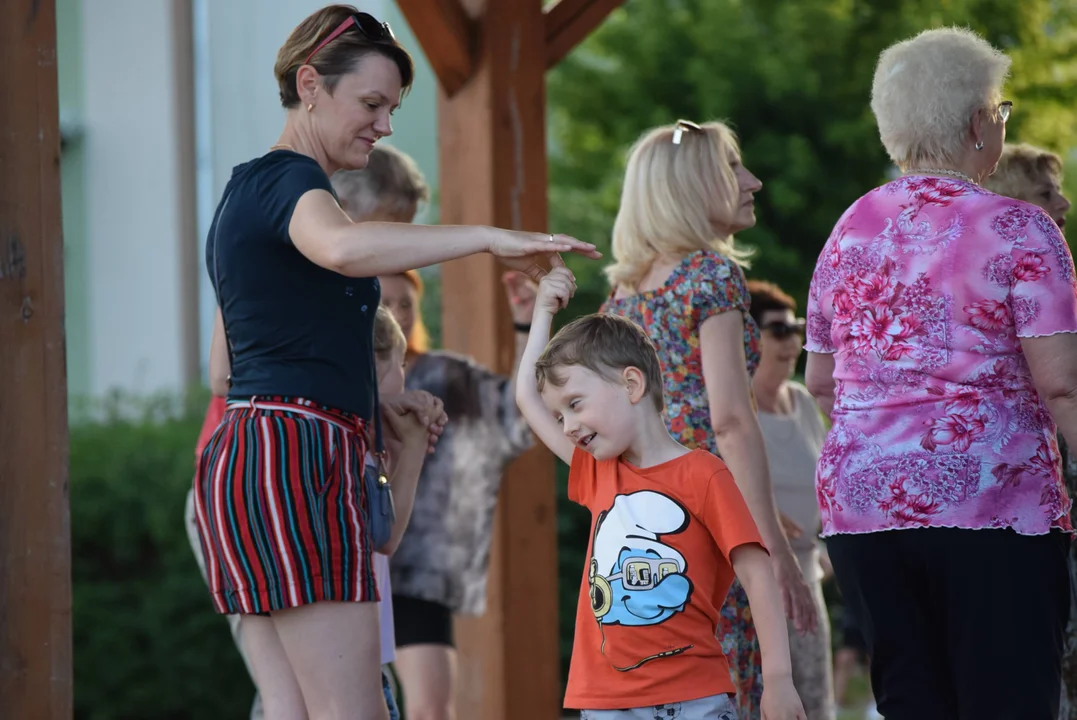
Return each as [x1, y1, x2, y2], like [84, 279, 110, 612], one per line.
[304, 13, 395, 66]
[761, 319, 806, 339]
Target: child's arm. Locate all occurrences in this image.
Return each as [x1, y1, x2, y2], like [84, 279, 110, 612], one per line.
[732, 544, 807, 720]
[514, 266, 578, 466]
[378, 390, 438, 555]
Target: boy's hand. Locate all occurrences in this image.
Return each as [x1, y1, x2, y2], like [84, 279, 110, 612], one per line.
[761, 676, 807, 720]
[535, 266, 577, 315]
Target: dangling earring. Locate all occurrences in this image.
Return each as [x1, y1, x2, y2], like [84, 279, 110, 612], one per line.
[975, 140, 984, 151]
[307, 103, 314, 113]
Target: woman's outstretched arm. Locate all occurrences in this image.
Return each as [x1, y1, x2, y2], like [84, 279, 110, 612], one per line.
[289, 189, 600, 280]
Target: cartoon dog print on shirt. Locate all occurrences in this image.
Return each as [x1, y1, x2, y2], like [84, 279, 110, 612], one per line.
[588, 491, 695, 675]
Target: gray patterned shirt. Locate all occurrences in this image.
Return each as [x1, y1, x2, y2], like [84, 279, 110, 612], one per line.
[389, 350, 533, 615]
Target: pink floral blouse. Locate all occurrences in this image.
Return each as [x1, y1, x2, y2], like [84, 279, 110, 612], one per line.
[806, 176, 1077, 536]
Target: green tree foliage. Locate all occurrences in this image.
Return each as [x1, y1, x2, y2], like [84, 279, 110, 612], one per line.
[548, 0, 1077, 309]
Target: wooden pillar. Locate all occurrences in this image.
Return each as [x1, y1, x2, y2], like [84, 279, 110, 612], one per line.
[437, 1, 560, 718]
[0, 1, 73, 719]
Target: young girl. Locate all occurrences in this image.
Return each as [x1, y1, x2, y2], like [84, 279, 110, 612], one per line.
[372, 305, 445, 719]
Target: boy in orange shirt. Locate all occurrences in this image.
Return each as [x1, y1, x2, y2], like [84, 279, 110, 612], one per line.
[516, 267, 805, 719]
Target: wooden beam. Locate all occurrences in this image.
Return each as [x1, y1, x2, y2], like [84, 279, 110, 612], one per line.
[0, 0, 73, 719]
[396, 0, 476, 97]
[544, 0, 625, 69]
[438, 0, 561, 717]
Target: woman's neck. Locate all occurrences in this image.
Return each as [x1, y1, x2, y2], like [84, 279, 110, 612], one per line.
[752, 372, 792, 415]
[275, 114, 335, 175]
[904, 151, 984, 185]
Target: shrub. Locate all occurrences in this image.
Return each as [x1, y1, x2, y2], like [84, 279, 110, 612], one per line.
[71, 391, 255, 720]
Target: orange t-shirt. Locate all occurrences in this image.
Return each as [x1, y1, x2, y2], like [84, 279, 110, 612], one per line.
[194, 396, 227, 466]
[563, 447, 764, 710]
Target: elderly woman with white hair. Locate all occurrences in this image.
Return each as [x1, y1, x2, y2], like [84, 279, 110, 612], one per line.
[804, 28, 1077, 719]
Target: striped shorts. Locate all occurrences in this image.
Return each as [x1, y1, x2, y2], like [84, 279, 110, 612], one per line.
[192, 396, 377, 615]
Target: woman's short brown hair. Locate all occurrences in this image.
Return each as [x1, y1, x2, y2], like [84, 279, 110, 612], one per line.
[746, 280, 796, 327]
[984, 143, 1064, 204]
[274, 4, 415, 109]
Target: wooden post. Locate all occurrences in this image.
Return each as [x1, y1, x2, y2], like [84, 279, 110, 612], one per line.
[396, 0, 626, 715]
[436, 1, 560, 718]
[0, 1, 73, 719]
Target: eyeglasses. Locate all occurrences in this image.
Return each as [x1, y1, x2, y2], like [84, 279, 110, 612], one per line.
[304, 12, 396, 66]
[998, 100, 1013, 123]
[605, 556, 683, 590]
[761, 319, 806, 339]
[672, 119, 703, 145]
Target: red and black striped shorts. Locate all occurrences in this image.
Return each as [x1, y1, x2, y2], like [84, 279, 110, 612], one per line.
[192, 396, 377, 614]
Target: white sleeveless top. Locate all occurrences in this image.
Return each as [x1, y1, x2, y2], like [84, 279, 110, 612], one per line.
[757, 381, 827, 583]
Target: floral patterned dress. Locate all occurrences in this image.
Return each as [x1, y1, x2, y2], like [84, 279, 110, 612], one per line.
[805, 176, 1077, 537]
[602, 250, 763, 719]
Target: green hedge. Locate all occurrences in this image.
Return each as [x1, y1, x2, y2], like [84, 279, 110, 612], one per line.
[71, 393, 255, 720]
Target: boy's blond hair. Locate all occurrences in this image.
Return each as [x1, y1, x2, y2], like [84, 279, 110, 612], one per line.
[374, 305, 407, 362]
[535, 314, 665, 412]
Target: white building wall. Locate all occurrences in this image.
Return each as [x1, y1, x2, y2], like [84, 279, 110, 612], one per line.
[64, 1, 437, 396]
[80, 0, 189, 397]
[196, 0, 390, 368]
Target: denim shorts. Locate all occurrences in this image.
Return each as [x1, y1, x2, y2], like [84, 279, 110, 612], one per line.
[382, 666, 399, 720]
[580, 692, 737, 719]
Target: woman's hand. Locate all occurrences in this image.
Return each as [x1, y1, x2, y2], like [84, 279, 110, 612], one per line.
[488, 231, 601, 283]
[502, 271, 539, 325]
[761, 675, 808, 720]
[382, 391, 447, 455]
[779, 512, 803, 540]
[774, 551, 818, 634]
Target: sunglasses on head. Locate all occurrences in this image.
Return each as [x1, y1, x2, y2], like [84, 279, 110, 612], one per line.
[762, 319, 806, 338]
[304, 12, 395, 66]
[672, 119, 703, 145]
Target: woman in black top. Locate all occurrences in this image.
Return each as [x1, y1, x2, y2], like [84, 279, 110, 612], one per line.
[192, 5, 599, 719]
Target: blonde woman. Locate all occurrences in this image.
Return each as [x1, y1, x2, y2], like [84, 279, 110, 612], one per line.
[805, 29, 1077, 719]
[600, 120, 816, 720]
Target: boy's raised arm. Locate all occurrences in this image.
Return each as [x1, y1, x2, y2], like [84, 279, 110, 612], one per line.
[515, 268, 577, 466]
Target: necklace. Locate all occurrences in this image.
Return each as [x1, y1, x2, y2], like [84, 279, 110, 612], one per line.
[904, 167, 976, 184]
[270, 143, 296, 152]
